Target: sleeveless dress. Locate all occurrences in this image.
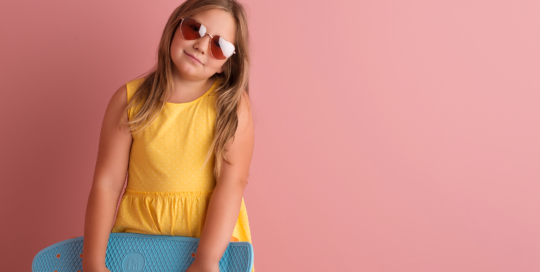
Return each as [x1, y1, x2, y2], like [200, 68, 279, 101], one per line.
[111, 77, 255, 272]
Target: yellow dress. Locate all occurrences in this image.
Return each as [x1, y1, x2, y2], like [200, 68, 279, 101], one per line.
[111, 76, 255, 272]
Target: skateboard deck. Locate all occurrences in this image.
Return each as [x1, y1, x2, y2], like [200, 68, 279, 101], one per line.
[32, 233, 254, 272]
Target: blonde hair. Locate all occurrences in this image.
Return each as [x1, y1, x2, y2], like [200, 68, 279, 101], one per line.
[119, 0, 251, 181]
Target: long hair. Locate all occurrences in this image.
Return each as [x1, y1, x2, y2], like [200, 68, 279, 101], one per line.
[118, 0, 251, 181]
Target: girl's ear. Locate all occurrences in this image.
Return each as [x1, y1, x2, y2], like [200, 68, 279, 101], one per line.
[217, 65, 224, 74]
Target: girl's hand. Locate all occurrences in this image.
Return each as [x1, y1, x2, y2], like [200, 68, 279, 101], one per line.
[185, 258, 220, 272]
[82, 266, 111, 272]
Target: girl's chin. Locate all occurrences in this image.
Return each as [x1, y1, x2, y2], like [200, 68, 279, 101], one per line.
[177, 62, 199, 72]
[175, 65, 211, 79]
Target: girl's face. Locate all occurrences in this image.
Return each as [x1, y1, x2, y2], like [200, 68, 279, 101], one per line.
[170, 9, 237, 81]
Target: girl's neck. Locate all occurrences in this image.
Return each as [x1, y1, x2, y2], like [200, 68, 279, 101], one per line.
[167, 73, 215, 103]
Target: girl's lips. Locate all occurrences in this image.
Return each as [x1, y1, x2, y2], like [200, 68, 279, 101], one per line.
[185, 51, 202, 64]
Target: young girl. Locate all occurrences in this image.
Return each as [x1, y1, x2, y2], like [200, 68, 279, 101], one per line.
[82, 1, 255, 271]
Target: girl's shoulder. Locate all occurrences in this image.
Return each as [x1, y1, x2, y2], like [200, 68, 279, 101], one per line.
[126, 77, 147, 102]
[126, 77, 147, 91]
[127, 76, 146, 84]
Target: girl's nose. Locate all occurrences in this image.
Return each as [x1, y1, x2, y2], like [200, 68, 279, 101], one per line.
[193, 34, 212, 56]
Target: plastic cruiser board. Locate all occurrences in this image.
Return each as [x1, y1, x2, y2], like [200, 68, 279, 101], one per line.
[32, 233, 254, 272]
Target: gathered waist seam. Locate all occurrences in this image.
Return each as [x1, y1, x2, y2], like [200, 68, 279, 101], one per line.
[124, 188, 214, 197]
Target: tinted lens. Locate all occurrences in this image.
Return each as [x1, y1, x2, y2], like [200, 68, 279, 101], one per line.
[180, 17, 205, 40]
[180, 17, 235, 60]
[211, 35, 235, 60]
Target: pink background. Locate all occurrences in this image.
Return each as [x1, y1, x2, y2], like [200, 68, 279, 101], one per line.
[1, 0, 539, 271]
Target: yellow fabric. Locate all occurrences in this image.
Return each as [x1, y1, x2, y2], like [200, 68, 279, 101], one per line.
[111, 77, 255, 272]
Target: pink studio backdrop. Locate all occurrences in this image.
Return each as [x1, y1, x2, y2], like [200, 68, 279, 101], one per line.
[1, 0, 539, 271]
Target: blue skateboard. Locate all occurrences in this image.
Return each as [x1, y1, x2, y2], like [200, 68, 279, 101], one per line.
[32, 233, 254, 272]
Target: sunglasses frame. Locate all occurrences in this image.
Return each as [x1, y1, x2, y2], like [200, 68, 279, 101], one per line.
[178, 17, 237, 60]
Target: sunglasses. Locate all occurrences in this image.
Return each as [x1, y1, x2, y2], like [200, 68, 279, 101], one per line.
[178, 17, 236, 60]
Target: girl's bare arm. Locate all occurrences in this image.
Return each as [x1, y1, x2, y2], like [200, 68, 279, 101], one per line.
[193, 91, 255, 266]
[82, 84, 133, 270]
